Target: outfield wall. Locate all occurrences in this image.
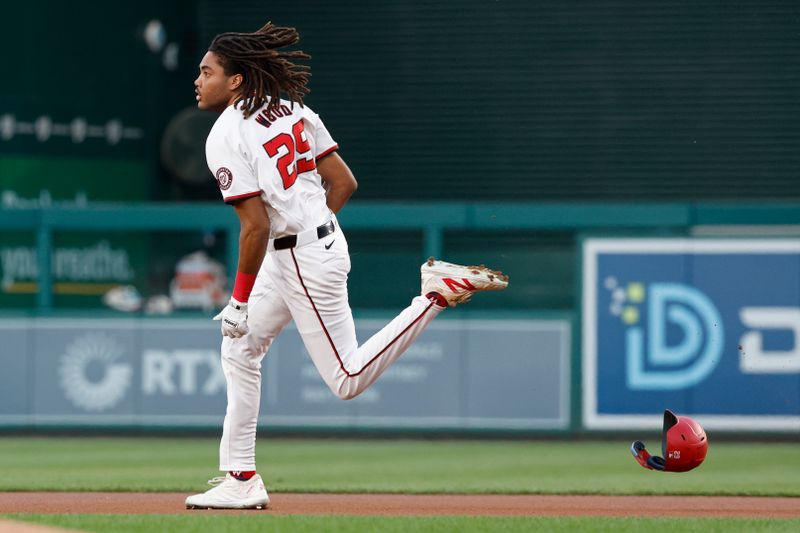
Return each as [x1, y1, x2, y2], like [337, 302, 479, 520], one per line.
[3, 205, 800, 435]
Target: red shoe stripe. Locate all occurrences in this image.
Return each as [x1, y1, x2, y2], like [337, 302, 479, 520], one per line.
[290, 249, 435, 377]
[442, 277, 476, 292]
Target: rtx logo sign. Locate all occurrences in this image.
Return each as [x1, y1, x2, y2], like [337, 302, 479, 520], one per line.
[58, 335, 225, 413]
[143, 350, 225, 395]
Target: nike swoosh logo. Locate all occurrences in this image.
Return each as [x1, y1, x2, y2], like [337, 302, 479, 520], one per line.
[324, 240, 335, 250]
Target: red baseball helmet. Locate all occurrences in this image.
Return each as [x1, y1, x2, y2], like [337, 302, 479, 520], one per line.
[631, 409, 708, 472]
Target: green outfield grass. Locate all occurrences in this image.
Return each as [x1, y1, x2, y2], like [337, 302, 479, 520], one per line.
[6, 514, 800, 533]
[0, 437, 797, 496]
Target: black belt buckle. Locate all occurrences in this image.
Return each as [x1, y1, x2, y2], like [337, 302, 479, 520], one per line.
[274, 220, 335, 250]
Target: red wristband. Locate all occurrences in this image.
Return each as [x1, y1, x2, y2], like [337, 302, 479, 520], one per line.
[232, 271, 257, 302]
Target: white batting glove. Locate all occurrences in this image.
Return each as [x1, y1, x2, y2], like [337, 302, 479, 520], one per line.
[213, 297, 249, 338]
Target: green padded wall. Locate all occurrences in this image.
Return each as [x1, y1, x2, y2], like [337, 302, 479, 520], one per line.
[198, 0, 800, 201]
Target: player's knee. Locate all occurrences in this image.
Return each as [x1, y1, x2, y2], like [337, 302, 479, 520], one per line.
[332, 378, 360, 400]
[338, 390, 358, 401]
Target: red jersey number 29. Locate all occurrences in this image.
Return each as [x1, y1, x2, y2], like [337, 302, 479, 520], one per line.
[262, 119, 316, 189]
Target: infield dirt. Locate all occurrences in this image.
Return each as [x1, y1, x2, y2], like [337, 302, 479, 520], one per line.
[1, 493, 799, 518]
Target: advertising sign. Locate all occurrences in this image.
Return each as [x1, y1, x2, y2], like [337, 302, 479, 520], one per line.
[0, 317, 570, 431]
[582, 238, 800, 432]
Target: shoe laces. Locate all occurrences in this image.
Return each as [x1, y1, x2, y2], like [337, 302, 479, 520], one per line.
[207, 476, 228, 486]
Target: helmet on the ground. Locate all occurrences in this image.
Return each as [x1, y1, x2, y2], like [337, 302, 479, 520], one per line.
[630, 409, 708, 472]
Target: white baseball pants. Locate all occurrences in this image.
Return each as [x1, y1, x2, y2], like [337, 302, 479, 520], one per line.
[218, 223, 443, 471]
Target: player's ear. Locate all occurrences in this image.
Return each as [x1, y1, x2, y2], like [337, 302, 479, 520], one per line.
[230, 74, 243, 90]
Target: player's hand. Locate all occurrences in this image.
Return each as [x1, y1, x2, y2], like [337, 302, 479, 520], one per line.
[213, 297, 249, 338]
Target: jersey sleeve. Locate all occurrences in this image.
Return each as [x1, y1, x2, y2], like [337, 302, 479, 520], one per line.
[206, 128, 261, 204]
[306, 110, 339, 160]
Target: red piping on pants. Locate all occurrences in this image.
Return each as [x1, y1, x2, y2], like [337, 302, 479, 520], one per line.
[290, 249, 435, 377]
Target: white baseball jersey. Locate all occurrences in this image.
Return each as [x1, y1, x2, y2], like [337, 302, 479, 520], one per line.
[206, 99, 339, 237]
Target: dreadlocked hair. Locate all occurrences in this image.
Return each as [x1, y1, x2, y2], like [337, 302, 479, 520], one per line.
[209, 22, 311, 119]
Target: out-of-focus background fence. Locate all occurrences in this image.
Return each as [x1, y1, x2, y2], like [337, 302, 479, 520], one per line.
[1, 0, 798, 435]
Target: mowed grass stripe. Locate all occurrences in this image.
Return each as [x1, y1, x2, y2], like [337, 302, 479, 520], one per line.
[7, 514, 800, 533]
[0, 438, 797, 496]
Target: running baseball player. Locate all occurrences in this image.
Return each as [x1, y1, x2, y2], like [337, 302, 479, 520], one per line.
[186, 22, 508, 510]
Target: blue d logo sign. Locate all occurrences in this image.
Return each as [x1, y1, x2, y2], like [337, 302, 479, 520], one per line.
[625, 283, 723, 390]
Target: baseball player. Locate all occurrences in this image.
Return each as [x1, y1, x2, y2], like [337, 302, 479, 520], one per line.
[185, 22, 508, 510]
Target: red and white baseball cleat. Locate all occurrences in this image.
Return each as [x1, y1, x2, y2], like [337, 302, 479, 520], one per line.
[421, 257, 509, 307]
[185, 473, 269, 509]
